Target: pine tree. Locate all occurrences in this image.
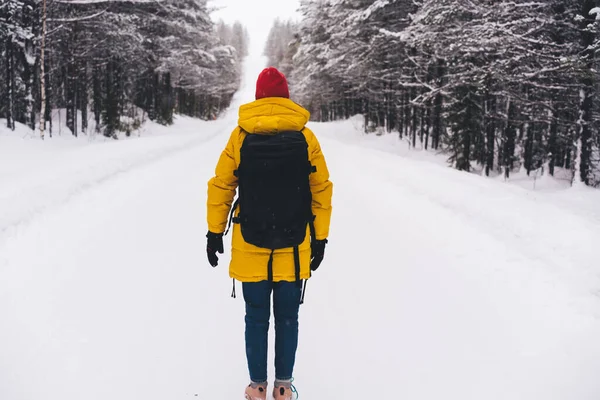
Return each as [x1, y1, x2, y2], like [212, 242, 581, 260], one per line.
[287, 0, 600, 187]
[0, 0, 246, 137]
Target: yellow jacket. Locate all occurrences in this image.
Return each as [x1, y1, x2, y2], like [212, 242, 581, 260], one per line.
[207, 97, 333, 282]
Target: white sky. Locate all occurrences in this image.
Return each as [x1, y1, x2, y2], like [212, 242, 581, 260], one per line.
[209, 0, 302, 55]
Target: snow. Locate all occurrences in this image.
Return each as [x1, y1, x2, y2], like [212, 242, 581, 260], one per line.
[379, 27, 406, 40]
[1, 53, 600, 400]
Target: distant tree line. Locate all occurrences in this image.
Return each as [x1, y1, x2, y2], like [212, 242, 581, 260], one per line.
[1, 0, 249, 138]
[277, 0, 600, 187]
[263, 18, 298, 78]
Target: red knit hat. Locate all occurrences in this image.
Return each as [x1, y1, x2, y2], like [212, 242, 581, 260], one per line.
[255, 67, 290, 100]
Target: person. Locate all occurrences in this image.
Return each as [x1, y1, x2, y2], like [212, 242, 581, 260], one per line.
[206, 67, 333, 400]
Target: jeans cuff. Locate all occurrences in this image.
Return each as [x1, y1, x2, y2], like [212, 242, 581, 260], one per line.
[274, 379, 293, 389]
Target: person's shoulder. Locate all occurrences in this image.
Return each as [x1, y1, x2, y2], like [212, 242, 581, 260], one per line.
[301, 126, 316, 139]
[223, 126, 247, 154]
[229, 125, 247, 140]
[303, 126, 322, 140]
[300, 126, 324, 153]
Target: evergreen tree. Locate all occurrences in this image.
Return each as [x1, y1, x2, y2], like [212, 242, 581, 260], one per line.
[283, 0, 600, 188]
[0, 0, 247, 137]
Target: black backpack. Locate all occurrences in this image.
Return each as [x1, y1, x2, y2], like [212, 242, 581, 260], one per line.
[227, 129, 316, 282]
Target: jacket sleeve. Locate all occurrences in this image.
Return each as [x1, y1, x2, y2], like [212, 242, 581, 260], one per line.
[304, 128, 333, 240]
[207, 129, 239, 234]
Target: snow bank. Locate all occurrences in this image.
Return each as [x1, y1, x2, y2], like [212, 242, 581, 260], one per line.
[0, 115, 228, 244]
[310, 114, 595, 194]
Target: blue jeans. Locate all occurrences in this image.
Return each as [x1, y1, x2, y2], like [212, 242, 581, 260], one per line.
[242, 280, 302, 382]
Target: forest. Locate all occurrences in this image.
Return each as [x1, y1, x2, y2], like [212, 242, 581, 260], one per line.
[265, 0, 600, 187]
[0, 0, 248, 138]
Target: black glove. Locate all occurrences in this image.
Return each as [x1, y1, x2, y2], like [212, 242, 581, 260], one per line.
[206, 231, 224, 267]
[310, 239, 328, 271]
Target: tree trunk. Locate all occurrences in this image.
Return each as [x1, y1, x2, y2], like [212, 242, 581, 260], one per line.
[578, 0, 596, 185]
[485, 97, 496, 177]
[524, 120, 534, 176]
[419, 105, 425, 146]
[411, 106, 417, 148]
[572, 137, 583, 185]
[93, 65, 102, 133]
[161, 72, 173, 125]
[80, 62, 88, 134]
[404, 91, 411, 138]
[39, 0, 48, 139]
[431, 59, 445, 150]
[548, 108, 558, 176]
[363, 98, 369, 132]
[424, 103, 431, 150]
[19, 1, 37, 132]
[397, 92, 403, 138]
[74, 70, 78, 136]
[386, 84, 395, 133]
[459, 90, 473, 172]
[66, 61, 76, 136]
[432, 92, 443, 150]
[503, 98, 517, 179]
[46, 46, 52, 138]
[104, 59, 119, 138]
[24, 64, 35, 131]
[5, 39, 15, 131]
[147, 71, 159, 121]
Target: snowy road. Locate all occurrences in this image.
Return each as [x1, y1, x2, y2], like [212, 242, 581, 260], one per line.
[2, 55, 600, 400]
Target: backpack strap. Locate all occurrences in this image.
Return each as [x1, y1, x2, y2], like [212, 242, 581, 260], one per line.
[300, 279, 308, 305]
[300, 216, 317, 306]
[267, 249, 275, 282]
[224, 198, 239, 236]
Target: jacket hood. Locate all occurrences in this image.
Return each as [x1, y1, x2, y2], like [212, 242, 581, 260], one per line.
[238, 97, 310, 134]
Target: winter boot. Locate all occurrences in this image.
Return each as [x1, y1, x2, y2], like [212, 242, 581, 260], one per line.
[244, 382, 267, 400]
[272, 380, 294, 400]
